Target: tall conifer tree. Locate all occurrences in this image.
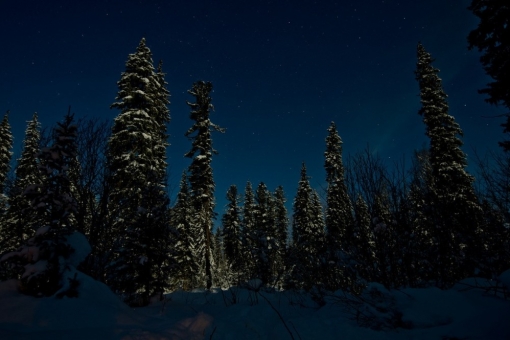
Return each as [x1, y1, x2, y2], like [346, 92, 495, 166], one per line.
[324, 121, 354, 290]
[288, 164, 326, 290]
[172, 171, 197, 290]
[221, 184, 243, 284]
[3, 113, 42, 253]
[272, 186, 288, 286]
[107, 38, 173, 304]
[185, 80, 224, 290]
[324, 122, 353, 247]
[415, 43, 484, 287]
[0, 112, 13, 196]
[242, 181, 256, 281]
[0, 112, 13, 252]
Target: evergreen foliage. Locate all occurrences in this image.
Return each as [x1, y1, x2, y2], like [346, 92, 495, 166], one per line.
[0, 112, 13, 195]
[324, 121, 355, 291]
[352, 195, 376, 283]
[415, 43, 485, 288]
[171, 171, 198, 290]
[185, 80, 225, 290]
[252, 182, 274, 284]
[287, 164, 326, 290]
[221, 184, 243, 285]
[2, 113, 79, 296]
[272, 186, 288, 287]
[324, 121, 353, 245]
[0, 112, 14, 252]
[2, 113, 42, 254]
[467, 1, 510, 150]
[241, 181, 257, 281]
[106, 38, 173, 305]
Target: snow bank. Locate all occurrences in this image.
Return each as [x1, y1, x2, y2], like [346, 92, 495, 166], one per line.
[0, 278, 509, 339]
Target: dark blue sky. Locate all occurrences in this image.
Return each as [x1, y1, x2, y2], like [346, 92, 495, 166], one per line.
[1, 0, 505, 216]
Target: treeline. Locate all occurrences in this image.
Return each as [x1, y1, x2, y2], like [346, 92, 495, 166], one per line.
[0, 11, 509, 306]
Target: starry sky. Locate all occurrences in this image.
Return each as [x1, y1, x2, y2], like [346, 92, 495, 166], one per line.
[1, 0, 506, 217]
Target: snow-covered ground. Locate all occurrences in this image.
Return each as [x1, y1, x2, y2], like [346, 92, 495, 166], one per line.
[0, 271, 509, 339]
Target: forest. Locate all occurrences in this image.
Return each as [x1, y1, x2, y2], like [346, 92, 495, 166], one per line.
[0, 1, 509, 319]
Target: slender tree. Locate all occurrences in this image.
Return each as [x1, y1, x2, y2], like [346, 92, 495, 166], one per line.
[324, 121, 353, 247]
[324, 121, 354, 291]
[241, 181, 257, 281]
[0, 112, 16, 253]
[353, 194, 376, 283]
[272, 186, 288, 286]
[252, 182, 275, 284]
[171, 171, 198, 290]
[221, 184, 243, 284]
[287, 163, 326, 290]
[0, 112, 13, 196]
[415, 42, 484, 287]
[185, 80, 225, 290]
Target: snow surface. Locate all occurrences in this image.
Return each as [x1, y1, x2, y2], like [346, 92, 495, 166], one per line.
[0, 271, 509, 339]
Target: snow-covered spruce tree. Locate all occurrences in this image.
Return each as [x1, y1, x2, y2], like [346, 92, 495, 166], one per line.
[323, 121, 355, 291]
[415, 43, 484, 288]
[0, 112, 13, 251]
[371, 192, 398, 288]
[221, 184, 243, 285]
[185, 80, 225, 290]
[287, 163, 326, 290]
[2, 113, 42, 254]
[407, 149, 435, 285]
[241, 181, 257, 281]
[252, 182, 276, 285]
[353, 194, 376, 283]
[324, 121, 353, 246]
[0, 112, 13, 196]
[2, 113, 82, 296]
[272, 186, 288, 287]
[212, 227, 227, 288]
[153, 60, 171, 176]
[171, 171, 198, 290]
[106, 38, 173, 305]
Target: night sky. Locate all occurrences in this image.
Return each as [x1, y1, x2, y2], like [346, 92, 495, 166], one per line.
[1, 0, 505, 217]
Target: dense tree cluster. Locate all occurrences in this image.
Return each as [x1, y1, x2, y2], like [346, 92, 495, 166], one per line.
[0, 36, 509, 305]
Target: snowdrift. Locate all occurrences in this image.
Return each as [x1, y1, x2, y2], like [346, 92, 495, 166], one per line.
[0, 271, 509, 339]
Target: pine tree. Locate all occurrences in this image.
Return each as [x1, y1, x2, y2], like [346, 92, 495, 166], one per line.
[0, 112, 13, 196]
[221, 184, 243, 285]
[171, 171, 198, 290]
[107, 38, 173, 305]
[287, 163, 326, 290]
[185, 80, 225, 290]
[324, 121, 353, 247]
[3, 113, 81, 296]
[153, 60, 171, 177]
[467, 1, 510, 150]
[353, 194, 376, 283]
[415, 43, 484, 287]
[241, 181, 257, 281]
[0, 112, 13, 252]
[252, 182, 275, 284]
[408, 149, 435, 285]
[212, 227, 227, 288]
[323, 121, 354, 290]
[371, 193, 397, 288]
[272, 186, 288, 287]
[3, 113, 42, 254]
